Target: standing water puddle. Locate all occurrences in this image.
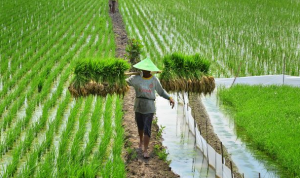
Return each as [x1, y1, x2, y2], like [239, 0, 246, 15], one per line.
[156, 96, 216, 178]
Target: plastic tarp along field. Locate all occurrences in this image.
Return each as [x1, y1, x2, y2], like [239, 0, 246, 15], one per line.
[181, 93, 233, 178]
[215, 74, 300, 88]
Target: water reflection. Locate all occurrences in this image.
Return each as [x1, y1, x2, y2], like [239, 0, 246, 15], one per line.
[156, 96, 216, 178]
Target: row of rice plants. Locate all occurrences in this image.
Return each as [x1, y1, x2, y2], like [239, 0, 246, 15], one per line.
[119, 0, 300, 77]
[34, 96, 101, 177]
[89, 95, 123, 177]
[119, 0, 226, 76]
[0, 10, 93, 154]
[0, 0, 90, 120]
[0, 0, 103, 128]
[16, 92, 73, 177]
[55, 97, 89, 177]
[0, 0, 98, 98]
[119, 0, 166, 63]
[0, 57, 72, 159]
[1, 1, 124, 177]
[1, 56, 75, 176]
[104, 96, 126, 177]
[0, 0, 81, 90]
[218, 85, 300, 177]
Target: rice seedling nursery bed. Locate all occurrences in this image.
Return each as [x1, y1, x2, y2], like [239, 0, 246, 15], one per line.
[218, 85, 300, 176]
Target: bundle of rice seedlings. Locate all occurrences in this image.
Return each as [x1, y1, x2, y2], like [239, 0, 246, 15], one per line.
[68, 58, 130, 97]
[159, 53, 215, 95]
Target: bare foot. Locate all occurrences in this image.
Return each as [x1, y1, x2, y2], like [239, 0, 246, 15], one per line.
[139, 142, 143, 150]
[143, 151, 150, 159]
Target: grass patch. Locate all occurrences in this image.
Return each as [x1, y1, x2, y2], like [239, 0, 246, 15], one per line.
[218, 85, 300, 177]
[153, 144, 171, 164]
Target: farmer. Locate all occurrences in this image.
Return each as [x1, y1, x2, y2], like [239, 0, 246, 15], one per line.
[126, 58, 175, 158]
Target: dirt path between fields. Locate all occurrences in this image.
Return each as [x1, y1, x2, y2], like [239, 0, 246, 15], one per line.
[109, 1, 242, 177]
[109, 2, 179, 177]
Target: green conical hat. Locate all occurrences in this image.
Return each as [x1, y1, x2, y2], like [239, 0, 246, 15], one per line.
[133, 57, 160, 71]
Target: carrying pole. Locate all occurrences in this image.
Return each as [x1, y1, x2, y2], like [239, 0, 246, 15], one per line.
[124, 71, 162, 75]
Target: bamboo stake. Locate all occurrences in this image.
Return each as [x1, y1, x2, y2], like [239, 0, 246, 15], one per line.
[193, 110, 196, 148]
[230, 161, 233, 178]
[221, 142, 224, 178]
[206, 119, 209, 165]
[231, 61, 243, 87]
[283, 54, 285, 85]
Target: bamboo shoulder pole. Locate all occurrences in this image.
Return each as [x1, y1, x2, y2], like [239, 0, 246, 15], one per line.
[124, 71, 162, 75]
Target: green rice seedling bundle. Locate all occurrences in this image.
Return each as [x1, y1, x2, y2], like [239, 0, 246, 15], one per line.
[159, 53, 215, 95]
[68, 58, 130, 97]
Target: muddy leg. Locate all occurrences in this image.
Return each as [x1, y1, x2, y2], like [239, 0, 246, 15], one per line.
[112, 0, 116, 13]
[143, 135, 150, 152]
[138, 129, 143, 148]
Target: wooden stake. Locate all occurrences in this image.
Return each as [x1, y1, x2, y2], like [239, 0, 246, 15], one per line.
[230, 161, 233, 178]
[221, 142, 224, 164]
[193, 110, 196, 148]
[283, 54, 285, 85]
[231, 61, 243, 87]
[221, 141, 224, 178]
[206, 119, 209, 164]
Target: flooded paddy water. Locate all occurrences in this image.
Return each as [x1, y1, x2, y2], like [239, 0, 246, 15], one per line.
[156, 96, 215, 178]
[156, 75, 300, 177]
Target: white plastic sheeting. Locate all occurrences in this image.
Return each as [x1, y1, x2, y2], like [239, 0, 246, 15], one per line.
[156, 94, 216, 177]
[181, 93, 233, 178]
[216, 74, 300, 88]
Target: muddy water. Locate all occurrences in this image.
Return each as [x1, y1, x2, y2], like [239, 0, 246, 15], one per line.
[156, 96, 216, 178]
[201, 91, 279, 178]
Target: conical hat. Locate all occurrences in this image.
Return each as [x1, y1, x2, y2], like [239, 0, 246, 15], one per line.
[133, 57, 160, 71]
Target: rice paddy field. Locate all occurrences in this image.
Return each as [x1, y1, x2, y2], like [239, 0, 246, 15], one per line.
[118, 0, 300, 177]
[0, 0, 125, 177]
[119, 0, 300, 77]
[1, 0, 300, 177]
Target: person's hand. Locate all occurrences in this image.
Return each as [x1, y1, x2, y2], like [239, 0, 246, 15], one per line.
[169, 97, 175, 109]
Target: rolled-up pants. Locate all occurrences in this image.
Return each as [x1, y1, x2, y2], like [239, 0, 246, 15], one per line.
[135, 112, 154, 137]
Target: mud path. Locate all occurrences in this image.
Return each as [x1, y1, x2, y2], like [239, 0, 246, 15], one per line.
[108, 1, 179, 177]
